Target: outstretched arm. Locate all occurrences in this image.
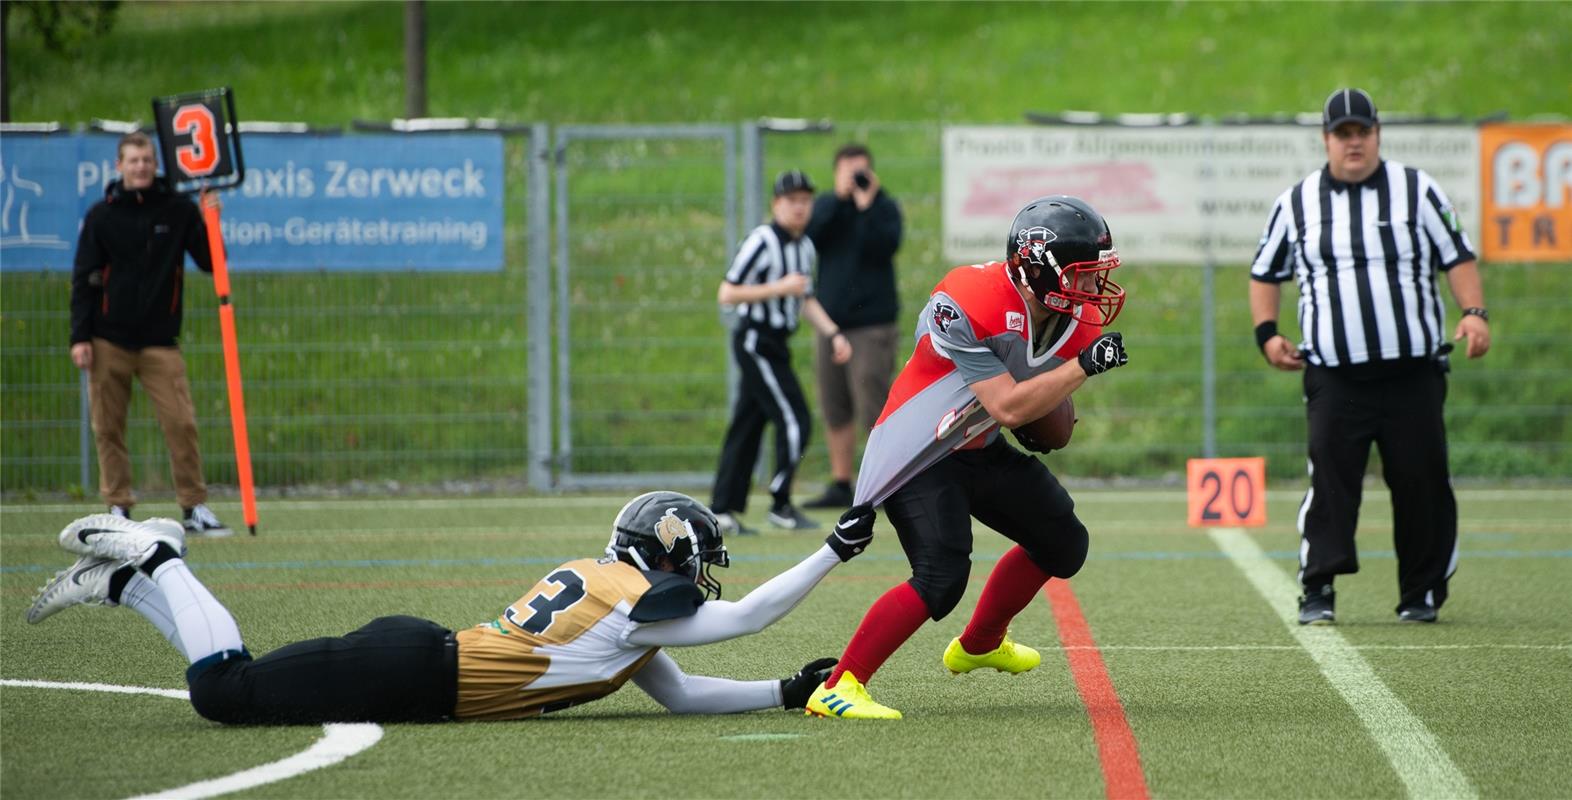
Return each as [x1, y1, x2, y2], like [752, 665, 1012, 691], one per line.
[631, 650, 782, 713]
[626, 507, 876, 648]
[627, 546, 840, 647]
[632, 653, 837, 714]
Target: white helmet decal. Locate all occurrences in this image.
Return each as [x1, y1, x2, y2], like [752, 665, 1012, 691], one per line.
[1016, 226, 1058, 266]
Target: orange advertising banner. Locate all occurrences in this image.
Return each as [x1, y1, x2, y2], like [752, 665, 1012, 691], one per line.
[1479, 123, 1572, 262]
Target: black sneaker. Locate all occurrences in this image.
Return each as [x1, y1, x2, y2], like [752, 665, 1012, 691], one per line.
[767, 504, 819, 531]
[1397, 605, 1438, 623]
[1297, 585, 1336, 625]
[802, 482, 853, 510]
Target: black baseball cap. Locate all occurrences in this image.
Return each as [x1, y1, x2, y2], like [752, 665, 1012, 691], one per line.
[1323, 88, 1379, 131]
[773, 169, 816, 197]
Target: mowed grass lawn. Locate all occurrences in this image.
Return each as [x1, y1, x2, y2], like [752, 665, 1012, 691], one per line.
[3, 489, 1568, 799]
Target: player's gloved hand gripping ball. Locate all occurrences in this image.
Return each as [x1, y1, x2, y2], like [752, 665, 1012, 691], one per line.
[826, 504, 876, 561]
[781, 657, 838, 709]
[1079, 332, 1128, 376]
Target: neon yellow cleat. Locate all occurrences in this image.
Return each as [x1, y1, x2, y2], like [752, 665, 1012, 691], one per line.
[803, 672, 903, 720]
[943, 632, 1042, 675]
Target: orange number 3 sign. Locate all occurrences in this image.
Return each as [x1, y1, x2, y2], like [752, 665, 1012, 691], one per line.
[1186, 457, 1267, 527]
[172, 104, 219, 177]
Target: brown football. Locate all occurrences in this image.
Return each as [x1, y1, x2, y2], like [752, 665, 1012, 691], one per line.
[1011, 397, 1076, 452]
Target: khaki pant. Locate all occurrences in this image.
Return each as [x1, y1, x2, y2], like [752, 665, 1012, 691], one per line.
[814, 323, 899, 430]
[89, 338, 208, 509]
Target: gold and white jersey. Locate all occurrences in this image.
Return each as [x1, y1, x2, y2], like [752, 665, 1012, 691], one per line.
[454, 557, 702, 721]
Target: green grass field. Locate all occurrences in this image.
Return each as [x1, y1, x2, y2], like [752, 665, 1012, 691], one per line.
[3, 491, 1569, 798]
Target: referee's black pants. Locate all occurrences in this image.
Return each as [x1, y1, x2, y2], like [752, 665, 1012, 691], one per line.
[1299, 360, 1458, 613]
[712, 326, 810, 515]
[187, 615, 458, 725]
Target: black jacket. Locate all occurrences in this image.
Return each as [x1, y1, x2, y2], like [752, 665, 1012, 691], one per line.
[70, 179, 212, 349]
[804, 189, 902, 331]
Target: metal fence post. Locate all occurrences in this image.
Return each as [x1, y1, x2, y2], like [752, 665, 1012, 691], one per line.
[553, 131, 573, 476]
[526, 123, 553, 490]
[1200, 120, 1219, 458]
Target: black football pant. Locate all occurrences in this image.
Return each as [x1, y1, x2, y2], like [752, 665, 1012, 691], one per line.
[712, 326, 811, 514]
[187, 615, 457, 725]
[883, 437, 1089, 620]
[1299, 361, 1457, 612]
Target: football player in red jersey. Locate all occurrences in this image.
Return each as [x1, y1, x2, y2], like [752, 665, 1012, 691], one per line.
[804, 196, 1130, 719]
[27, 492, 878, 724]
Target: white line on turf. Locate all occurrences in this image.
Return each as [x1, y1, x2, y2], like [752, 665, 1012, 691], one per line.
[0, 679, 383, 800]
[1208, 528, 1478, 800]
[128, 724, 383, 800]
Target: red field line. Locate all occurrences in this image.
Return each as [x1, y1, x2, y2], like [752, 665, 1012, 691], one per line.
[1044, 579, 1150, 800]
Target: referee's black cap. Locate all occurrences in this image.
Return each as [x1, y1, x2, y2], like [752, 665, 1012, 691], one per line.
[1323, 88, 1379, 131]
[773, 169, 816, 197]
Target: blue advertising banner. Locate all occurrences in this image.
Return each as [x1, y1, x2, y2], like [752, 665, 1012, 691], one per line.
[0, 132, 505, 271]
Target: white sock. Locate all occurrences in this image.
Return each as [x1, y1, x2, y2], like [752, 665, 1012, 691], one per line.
[117, 571, 185, 656]
[147, 558, 244, 664]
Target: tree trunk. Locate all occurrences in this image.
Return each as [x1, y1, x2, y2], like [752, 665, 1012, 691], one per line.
[404, 0, 426, 119]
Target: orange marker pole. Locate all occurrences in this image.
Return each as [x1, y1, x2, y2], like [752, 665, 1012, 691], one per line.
[200, 191, 258, 535]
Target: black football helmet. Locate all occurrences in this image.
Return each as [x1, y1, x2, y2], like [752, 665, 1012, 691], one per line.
[605, 491, 730, 599]
[1005, 195, 1125, 325]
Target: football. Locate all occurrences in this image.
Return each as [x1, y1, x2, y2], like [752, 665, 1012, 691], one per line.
[1011, 397, 1075, 453]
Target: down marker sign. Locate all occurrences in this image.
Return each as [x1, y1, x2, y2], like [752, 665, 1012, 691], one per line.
[1186, 457, 1266, 528]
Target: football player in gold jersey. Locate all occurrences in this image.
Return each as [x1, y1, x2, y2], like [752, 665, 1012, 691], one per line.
[27, 491, 876, 724]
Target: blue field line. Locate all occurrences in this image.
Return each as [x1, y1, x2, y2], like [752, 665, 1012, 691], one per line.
[3, 549, 1569, 575]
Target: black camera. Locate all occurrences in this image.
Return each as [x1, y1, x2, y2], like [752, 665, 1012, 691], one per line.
[853, 170, 872, 190]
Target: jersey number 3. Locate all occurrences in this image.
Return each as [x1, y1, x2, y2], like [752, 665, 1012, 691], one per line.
[506, 569, 586, 634]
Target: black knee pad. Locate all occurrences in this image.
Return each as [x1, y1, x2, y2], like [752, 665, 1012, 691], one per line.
[908, 573, 968, 622]
[1024, 517, 1089, 579]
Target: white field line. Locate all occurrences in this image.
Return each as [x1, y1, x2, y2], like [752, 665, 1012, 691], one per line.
[4, 487, 1565, 514]
[0, 679, 382, 800]
[128, 724, 383, 800]
[1208, 528, 1478, 800]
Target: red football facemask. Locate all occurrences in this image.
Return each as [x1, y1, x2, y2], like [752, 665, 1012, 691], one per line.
[1013, 247, 1126, 326]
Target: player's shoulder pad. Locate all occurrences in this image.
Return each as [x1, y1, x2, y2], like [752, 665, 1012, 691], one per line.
[934, 261, 1025, 340]
[628, 570, 705, 623]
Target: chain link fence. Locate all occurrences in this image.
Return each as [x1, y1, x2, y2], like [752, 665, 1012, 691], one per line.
[3, 119, 1567, 501]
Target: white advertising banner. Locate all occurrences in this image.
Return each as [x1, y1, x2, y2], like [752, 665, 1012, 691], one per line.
[942, 125, 1478, 265]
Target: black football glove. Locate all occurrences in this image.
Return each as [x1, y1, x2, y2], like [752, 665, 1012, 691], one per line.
[781, 657, 838, 710]
[1078, 332, 1128, 376]
[826, 503, 875, 561]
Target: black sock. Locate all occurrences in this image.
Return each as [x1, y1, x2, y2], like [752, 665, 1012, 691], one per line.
[834, 480, 852, 492]
[138, 542, 181, 576]
[107, 566, 136, 604]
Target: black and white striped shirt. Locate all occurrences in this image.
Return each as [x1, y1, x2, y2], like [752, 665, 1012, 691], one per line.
[725, 222, 816, 333]
[1251, 160, 1475, 367]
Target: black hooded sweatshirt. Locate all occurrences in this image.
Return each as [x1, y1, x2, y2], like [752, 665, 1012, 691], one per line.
[70, 178, 213, 349]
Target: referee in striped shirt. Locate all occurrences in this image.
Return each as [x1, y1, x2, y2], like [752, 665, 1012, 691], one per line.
[1249, 88, 1492, 626]
[711, 170, 852, 535]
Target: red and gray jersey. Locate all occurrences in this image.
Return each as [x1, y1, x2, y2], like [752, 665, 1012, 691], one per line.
[853, 261, 1102, 506]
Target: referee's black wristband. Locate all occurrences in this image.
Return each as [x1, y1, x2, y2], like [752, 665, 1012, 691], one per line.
[1254, 321, 1279, 353]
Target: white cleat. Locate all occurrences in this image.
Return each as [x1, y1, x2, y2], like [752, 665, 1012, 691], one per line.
[26, 555, 124, 624]
[59, 514, 184, 564]
[183, 504, 234, 538]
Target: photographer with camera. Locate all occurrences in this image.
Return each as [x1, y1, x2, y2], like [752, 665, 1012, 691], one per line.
[802, 144, 904, 510]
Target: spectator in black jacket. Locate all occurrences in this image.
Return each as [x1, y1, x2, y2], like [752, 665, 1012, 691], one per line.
[802, 144, 903, 509]
[69, 132, 230, 536]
